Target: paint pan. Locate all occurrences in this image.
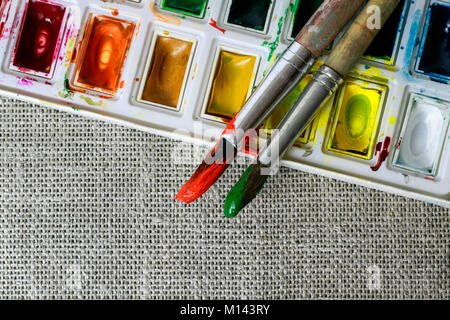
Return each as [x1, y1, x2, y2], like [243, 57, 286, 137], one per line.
[224, 0, 274, 34]
[363, 0, 408, 65]
[263, 74, 328, 146]
[415, 1, 450, 83]
[201, 47, 258, 121]
[326, 79, 387, 160]
[70, 13, 136, 96]
[161, 0, 208, 18]
[392, 94, 450, 177]
[287, 0, 324, 41]
[9, 0, 69, 79]
[137, 30, 196, 111]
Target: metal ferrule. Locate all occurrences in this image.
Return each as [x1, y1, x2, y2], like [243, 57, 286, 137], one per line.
[258, 65, 343, 167]
[223, 41, 316, 148]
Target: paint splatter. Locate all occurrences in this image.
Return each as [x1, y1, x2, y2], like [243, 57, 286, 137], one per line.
[388, 116, 397, 125]
[80, 96, 104, 107]
[17, 78, 33, 86]
[371, 137, 391, 171]
[402, 10, 422, 80]
[209, 19, 226, 34]
[150, 1, 182, 26]
[262, 16, 284, 62]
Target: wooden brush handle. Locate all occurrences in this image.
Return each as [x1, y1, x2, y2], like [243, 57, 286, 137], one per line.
[326, 0, 402, 76]
[296, 0, 366, 57]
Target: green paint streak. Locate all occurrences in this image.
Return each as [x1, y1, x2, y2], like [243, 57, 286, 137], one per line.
[224, 164, 268, 218]
[262, 15, 284, 61]
[289, 0, 300, 22]
[59, 72, 74, 99]
[80, 96, 104, 107]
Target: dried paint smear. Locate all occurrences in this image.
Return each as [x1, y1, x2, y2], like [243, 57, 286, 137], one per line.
[73, 14, 135, 95]
[141, 36, 193, 108]
[206, 51, 256, 119]
[13, 0, 67, 74]
[263, 74, 321, 145]
[227, 0, 272, 31]
[328, 81, 386, 159]
[394, 95, 449, 177]
[161, 0, 208, 18]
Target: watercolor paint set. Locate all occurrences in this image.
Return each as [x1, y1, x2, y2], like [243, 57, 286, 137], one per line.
[0, 0, 448, 208]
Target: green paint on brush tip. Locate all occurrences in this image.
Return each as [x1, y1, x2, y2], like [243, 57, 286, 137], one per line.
[224, 163, 269, 218]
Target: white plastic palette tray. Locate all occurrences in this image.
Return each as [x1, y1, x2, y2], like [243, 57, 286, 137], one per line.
[0, 0, 448, 208]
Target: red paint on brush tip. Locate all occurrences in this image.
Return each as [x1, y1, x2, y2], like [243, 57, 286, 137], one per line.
[175, 117, 237, 204]
[175, 161, 231, 204]
[371, 137, 391, 172]
[209, 19, 226, 34]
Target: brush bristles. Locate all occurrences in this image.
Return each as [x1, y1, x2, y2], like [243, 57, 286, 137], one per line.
[224, 163, 269, 218]
[175, 138, 237, 204]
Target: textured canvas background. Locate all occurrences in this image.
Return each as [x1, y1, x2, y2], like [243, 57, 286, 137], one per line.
[0, 97, 448, 299]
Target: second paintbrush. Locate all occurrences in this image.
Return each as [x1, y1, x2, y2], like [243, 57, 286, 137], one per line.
[224, 0, 402, 218]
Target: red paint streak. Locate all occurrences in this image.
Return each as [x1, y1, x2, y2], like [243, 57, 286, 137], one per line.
[425, 176, 435, 181]
[13, 0, 66, 73]
[18, 78, 34, 86]
[371, 137, 391, 172]
[99, 95, 113, 99]
[76, 15, 135, 94]
[395, 137, 402, 150]
[209, 19, 226, 34]
[175, 116, 237, 204]
[0, 0, 7, 36]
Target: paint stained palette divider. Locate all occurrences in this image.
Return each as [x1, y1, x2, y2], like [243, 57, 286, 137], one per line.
[0, 0, 448, 208]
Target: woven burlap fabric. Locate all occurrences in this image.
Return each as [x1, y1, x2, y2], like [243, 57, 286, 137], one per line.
[0, 97, 448, 299]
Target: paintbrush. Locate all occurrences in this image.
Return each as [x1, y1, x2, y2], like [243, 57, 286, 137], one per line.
[224, 0, 402, 218]
[176, 0, 366, 203]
